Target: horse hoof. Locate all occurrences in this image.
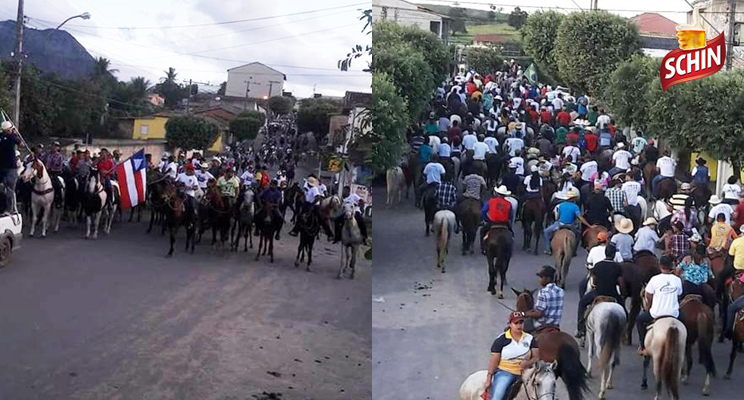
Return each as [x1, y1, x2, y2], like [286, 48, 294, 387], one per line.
[724, 374, 731, 380]
[306, 267, 311, 272]
[294, 261, 299, 267]
[441, 269, 446, 273]
[702, 388, 710, 396]
[497, 293, 504, 299]
[598, 391, 605, 399]
[607, 384, 613, 390]
[641, 382, 648, 390]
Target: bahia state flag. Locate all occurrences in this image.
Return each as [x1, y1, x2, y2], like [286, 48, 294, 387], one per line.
[115, 148, 147, 210]
[524, 63, 538, 85]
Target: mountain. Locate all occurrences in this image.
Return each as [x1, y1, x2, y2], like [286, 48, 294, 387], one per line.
[0, 20, 95, 80]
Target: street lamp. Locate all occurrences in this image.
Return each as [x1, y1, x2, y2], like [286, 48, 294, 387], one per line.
[56, 12, 91, 30]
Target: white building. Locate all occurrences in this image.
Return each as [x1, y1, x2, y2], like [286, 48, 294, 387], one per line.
[372, 0, 450, 42]
[225, 62, 286, 99]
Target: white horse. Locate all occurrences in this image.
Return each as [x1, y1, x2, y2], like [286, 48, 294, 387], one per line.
[102, 180, 121, 234]
[84, 174, 107, 239]
[385, 166, 405, 206]
[641, 317, 688, 400]
[459, 362, 558, 400]
[432, 209, 456, 273]
[585, 301, 627, 399]
[20, 159, 61, 237]
[338, 202, 363, 279]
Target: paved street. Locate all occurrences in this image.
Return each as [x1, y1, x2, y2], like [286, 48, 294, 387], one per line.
[372, 191, 741, 400]
[0, 210, 370, 399]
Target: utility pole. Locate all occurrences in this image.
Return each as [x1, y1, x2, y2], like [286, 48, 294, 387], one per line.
[727, 0, 737, 70]
[244, 77, 252, 111]
[12, 0, 25, 128]
[268, 80, 281, 98]
[187, 78, 192, 114]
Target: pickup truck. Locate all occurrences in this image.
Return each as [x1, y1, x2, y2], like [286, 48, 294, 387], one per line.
[0, 212, 22, 268]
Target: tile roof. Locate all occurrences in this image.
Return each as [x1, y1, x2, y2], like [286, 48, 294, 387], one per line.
[630, 13, 678, 38]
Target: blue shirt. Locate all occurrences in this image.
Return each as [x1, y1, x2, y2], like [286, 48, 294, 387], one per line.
[419, 145, 433, 164]
[437, 143, 451, 157]
[556, 201, 581, 225]
[423, 162, 445, 184]
[677, 261, 713, 286]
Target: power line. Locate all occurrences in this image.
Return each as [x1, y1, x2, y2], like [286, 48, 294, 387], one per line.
[421, 1, 700, 14]
[33, 3, 368, 30]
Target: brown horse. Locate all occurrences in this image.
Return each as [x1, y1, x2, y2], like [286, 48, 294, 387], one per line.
[551, 228, 577, 289]
[724, 276, 744, 379]
[582, 225, 609, 250]
[522, 197, 544, 255]
[163, 185, 197, 257]
[485, 153, 502, 188]
[621, 251, 660, 344]
[514, 289, 591, 400]
[643, 162, 657, 196]
[484, 226, 514, 298]
[678, 295, 715, 395]
[459, 197, 481, 255]
[655, 178, 677, 201]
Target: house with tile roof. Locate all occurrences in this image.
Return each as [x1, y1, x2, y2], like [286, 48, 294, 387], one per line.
[629, 13, 679, 55]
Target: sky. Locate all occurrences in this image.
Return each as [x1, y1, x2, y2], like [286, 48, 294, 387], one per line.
[1, 0, 372, 98]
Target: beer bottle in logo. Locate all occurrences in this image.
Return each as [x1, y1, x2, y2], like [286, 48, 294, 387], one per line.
[676, 8, 706, 50]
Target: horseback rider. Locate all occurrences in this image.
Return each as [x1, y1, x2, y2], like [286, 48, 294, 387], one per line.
[576, 244, 625, 338]
[691, 157, 710, 189]
[636, 255, 682, 356]
[333, 186, 368, 245]
[176, 164, 199, 216]
[458, 171, 487, 227]
[216, 167, 240, 209]
[436, 178, 458, 233]
[41, 141, 65, 208]
[258, 180, 283, 241]
[96, 148, 116, 205]
[483, 311, 539, 400]
[675, 244, 716, 310]
[288, 176, 323, 237]
[543, 191, 589, 256]
[519, 265, 565, 334]
[518, 165, 543, 220]
[611, 218, 635, 262]
[194, 162, 214, 199]
[479, 185, 515, 254]
[162, 155, 178, 180]
[725, 226, 744, 339]
[0, 121, 22, 215]
[419, 154, 446, 209]
[651, 150, 675, 198]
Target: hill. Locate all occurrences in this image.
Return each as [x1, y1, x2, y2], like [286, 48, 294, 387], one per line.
[416, 3, 509, 23]
[0, 20, 95, 80]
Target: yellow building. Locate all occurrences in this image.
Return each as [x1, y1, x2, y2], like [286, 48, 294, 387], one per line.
[131, 113, 223, 153]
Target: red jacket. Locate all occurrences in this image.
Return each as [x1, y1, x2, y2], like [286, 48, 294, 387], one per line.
[585, 133, 598, 152]
[540, 111, 552, 124]
[556, 111, 572, 127]
[487, 197, 511, 224]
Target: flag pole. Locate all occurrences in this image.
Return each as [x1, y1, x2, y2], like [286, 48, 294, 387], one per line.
[2, 109, 33, 155]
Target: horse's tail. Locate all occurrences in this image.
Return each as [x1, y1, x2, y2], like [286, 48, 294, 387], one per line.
[558, 343, 589, 400]
[437, 216, 449, 252]
[660, 325, 681, 399]
[599, 309, 623, 370]
[386, 168, 395, 203]
[697, 309, 717, 377]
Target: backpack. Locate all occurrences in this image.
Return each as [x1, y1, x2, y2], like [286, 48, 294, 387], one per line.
[487, 197, 511, 223]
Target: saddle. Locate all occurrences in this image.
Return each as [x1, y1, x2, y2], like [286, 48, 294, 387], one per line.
[706, 247, 725, 259]
[726, 270, 744, 289]
[679, 294, 703, 309]
[645, 315, 676, 331]
[583, 296, 617, 321]
[484, 224, 509, 241]
[532, 325, 559, 344]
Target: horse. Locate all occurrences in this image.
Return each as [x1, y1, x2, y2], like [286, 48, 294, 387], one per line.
[708, 250, 730, 339]
[582, 225, 608, 250]
[643, 162, 657, 196]
[231, 187, 255, 252]
[385, 166, 405, 207]
[294, 205, 321, 271]
[281, 182, 303, 223]
[513, 290, 591, 400]
[471, 160, 488, 180]
[202, 185, 232, 252]
[83, 173, 107, 240]
[318, 195, 341, 232]
[485, 153, 502, 188]
[724, 276, 744, 379]
[655, 178, 677, 201]
[585, 300, 626, 399]
[63, 173, 84, 226]
[459, 198, 481, 255]
[338, 202, 363, 279]
[432, 210, 456, 273]
[484, 226, 514, 298]
[550, 228, 576, 289]
[101, 181, 121, 235]
[408, 153, 423, 207]
[621, 252, 660, 344]
[678, 295, 715, 395]
[163, 185, 197, 256]
[641, 317, 687, 400]
[146, 175, 168, 234]
[254, 202, 282, 263]
[522, 197, 544, 255]
[422, 185, 438, 236]
[20, 159, 60, 237]
[458, 363, 558, 400]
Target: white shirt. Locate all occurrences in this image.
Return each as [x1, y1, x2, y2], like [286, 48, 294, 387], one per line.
[484, 137, 499, 154]
[195, 170, 214, 189]
[597, 114, 611, 129]
[557, 180, 574, 197]
[513, 97, 522, 109]
[343, 193, 362, 213]
[473, 142, 489, 160]
[504, 138, 524, 157]
[484, 120, 497, 133]
[562, 146, 580, 163]
[645, 273, 683, 318]
[634, 226, 660, 255]
[523, 175, 543, 192]
[319, 183, 328, 196]
[612, 150, 632, 170]
[429, 135, 441, 153]
[509, 156, 525, 175]
[176, 173, 199, 197]
[551, 98, 564, 112]
[709, 203, 734, 225]
[165, 162, 178, 179]
[656, 156, 676, 177]
[586, 245, 623, 268]
[722, 183, 741, 200]
[621, 180, 641, 206]
[580, 161, 598, 182]
[305, 186, 322, 203]
[240, 170, 255, 186]
[462, 134, 478, 151]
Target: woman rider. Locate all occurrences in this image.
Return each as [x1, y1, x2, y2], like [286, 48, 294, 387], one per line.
[483, 312, 540, 400]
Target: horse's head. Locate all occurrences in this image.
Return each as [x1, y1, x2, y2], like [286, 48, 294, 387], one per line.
[343, 202, 355, 220]
[523, 361, 558, 400]
[21, 159, 45, 183]
[512, 287, 536, 312]
[86, 173, 101, 194]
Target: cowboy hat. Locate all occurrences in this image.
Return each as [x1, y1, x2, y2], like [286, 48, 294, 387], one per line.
[680, 182, 692, 191]
[643, 217, 658, 226]
[200, 162, 209, 169]
[616, 142, 625, 148]
[307, 177, 319, 187]
[565, 191, 578, 199]
[696, 157, 707, 165]
[530, 165, 539, 173]
[709, 195, 722, 205]
[1, 121, 12, 130]
[494, 185, 511, 196]
[615, 218, 634, 234]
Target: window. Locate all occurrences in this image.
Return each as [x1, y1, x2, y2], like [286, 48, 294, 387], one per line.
[430, 21, 441, 36]
[140, 125, 148, 135]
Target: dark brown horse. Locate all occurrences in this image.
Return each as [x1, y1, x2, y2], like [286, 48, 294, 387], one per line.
[724, 275, 744, 379]
[678, 295, 715, 395]
[643, 162, 656, 196]
[203, 185, 232, 252]
[422, 186, 438, 236]
[485, 153, 502, 188]
[514, 289, 591, 400]
[254, 202, 282, 263]
[484, 226, 514, 298]
[708, 250, 730, 340]
[655, 178, 677, 201]
[163, 185, 196, 257]
[522, 197, 544, 255]
[470, 160, 488, 181]
[582, 225, 609, 250]
[621, 251, 660, 344]
[459, 197, 481, 255]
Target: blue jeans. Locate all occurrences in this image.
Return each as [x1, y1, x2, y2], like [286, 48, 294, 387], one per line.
[726, 296, 744, 335]
[651, 175, 671, 197]
[543, 222, 580, 252]
[490, 370, 519, 400]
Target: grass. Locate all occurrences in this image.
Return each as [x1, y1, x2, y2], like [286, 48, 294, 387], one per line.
[466, 24, 519, 36]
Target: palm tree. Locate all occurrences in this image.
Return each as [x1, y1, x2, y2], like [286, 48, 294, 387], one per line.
[129, 76, 151, 96]
[163, 67, 178, 84]
[92, 57, 118, 80]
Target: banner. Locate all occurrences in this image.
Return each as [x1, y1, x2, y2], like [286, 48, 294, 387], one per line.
[523, 63, 538, 85]
[660, 32, 726, 92]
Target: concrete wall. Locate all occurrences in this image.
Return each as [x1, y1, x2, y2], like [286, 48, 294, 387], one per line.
[61, 139, 168, 161]
[226, 63, 285, 99]
[373, 0, 445, 39]
[689, 2, 744, 68]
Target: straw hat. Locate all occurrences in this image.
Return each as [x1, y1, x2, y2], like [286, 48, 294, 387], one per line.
[565, 191, 578, 199]
[643, 217, 658, 226]
[494, 185, 511, 196]
[616, 142, 625, 148]
[615, 218, 634, 234]
[709, 195, 722, 205]
[307, 177, 319, 187]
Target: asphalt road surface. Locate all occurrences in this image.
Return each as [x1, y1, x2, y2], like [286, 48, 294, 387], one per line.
[0, 209, 371, 400]
[372, 191, 742, 400]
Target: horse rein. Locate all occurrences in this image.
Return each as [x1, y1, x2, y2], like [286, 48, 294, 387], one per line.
[524, 366, 556, 400]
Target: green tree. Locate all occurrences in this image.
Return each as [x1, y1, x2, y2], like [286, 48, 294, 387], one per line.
[0, 69, 13, 113]
[165, 115, 220, 150]
[520, 11, 564, 83]
[373, 21, 449, 87]
[555, 12, 641, 96]
[605, 55, 660, 132]
[338, 9, 372, 72]
[372, 40, 433, 121]
[238, 110, 266, 125]
[217, 81, 226, 96]
[155, 67, 187, 108]
[367, 72, 408, 173]
[230, 116, 262, 141]
[464, 47, 504, 75]
[268, 96, 293, 115]
[297, 97, 342, 143]
[507, 7, 528, 29]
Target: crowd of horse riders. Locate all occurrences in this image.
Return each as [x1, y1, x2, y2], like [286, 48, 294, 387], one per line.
[393, 64, 744, 400]
[0, 117, 368, 265]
